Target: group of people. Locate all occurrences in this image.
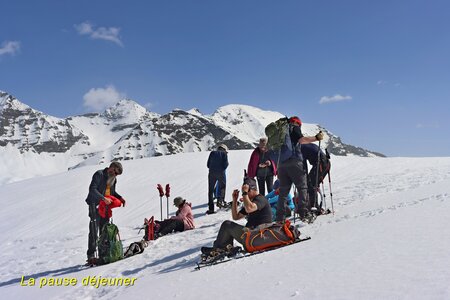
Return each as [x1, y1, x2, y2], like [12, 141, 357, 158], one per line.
[204, 115, 331, 252]
[85, 115, 331, 263]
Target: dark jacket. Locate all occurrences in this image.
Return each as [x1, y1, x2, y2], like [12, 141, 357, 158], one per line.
[301, 143, 327, 165]
[85, 168, 122, 205]
[207, 150, 228, 173]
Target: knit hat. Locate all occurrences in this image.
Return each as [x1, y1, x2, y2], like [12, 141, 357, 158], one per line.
[289, 116, 302, 126]
[273, 179, 280, 190]
[243, 177, 258, 190]
[218, 144, 229, 152]
[173, 196, 185, 207]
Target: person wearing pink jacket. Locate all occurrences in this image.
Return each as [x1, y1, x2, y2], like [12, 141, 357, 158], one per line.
[155, 197, 195, 238]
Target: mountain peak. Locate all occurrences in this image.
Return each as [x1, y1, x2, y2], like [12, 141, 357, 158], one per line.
[102, 98, 158, 122]
[0, 91, 32, 112]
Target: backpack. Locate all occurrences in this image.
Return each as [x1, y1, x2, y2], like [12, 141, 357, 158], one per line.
[243, 219, 301, 253]
[265, 117, 298, 163]
[98, 223, 124, 264]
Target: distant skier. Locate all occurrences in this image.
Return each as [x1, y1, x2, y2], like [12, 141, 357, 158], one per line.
[247, 137, 277, 195]
[206, 144, 229, 214]
[85, 161, 126, 265]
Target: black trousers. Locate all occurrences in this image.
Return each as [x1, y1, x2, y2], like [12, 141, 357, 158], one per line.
[87, 203, 109, 258]
[276, 158, 309, 221]
[213, 220, 245, 249]
[257, 175, 274, 196]
[308, 159, 331, 209]
[156, 219, 185, 236]
[208, 171, 226, 211]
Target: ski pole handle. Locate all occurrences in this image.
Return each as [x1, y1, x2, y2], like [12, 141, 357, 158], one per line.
[157, 184, 164, 197]
[165, 184, 170, 197]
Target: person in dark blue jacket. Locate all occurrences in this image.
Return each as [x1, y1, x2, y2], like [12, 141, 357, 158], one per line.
[85, 161, 126, 265]
[301, 143, 331, 213]
[206, 144, 229, 214]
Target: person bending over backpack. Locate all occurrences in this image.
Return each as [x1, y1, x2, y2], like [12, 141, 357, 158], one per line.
[85, 161, 126, 265]
[202, 177, 272, 253]
[154, 196, 195, 238]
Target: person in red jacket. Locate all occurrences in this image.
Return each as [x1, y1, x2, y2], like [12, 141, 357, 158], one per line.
[247, 137, 277, 195]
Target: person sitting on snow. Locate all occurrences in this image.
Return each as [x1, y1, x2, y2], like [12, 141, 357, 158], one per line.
[154, 196, 195, 238]
[266, 179, 295, 221]
[201, 177, 272, 254]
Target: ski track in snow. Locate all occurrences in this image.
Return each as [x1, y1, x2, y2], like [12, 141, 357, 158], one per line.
[1, 153, 450, 299]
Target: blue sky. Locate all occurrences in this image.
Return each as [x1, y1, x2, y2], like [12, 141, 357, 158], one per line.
[1, 0, 449, 157]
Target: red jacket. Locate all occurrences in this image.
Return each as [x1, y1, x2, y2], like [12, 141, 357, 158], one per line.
[247, 148, 277, 178]
[98, 195, 123, 218]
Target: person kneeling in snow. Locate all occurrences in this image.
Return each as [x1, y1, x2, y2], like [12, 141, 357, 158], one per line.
[266, 180, 295, 222]
[155, 197, 195, 238]
[202, 178, 272, 254]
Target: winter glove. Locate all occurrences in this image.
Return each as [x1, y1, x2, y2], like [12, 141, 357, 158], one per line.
[157, 184, 164, 197]
[315, 131, 324, 141]
[120, 198, 126, 207]
[165, 184, 171, 197]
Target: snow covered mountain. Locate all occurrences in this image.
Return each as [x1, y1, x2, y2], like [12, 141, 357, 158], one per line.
[0, 90, 383, 184]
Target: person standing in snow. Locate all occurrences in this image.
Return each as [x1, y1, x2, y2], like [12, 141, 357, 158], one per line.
[85, 161, 126, 265]
[301, 143, 331, 214]
[154, 196, 195, 238]
[247, 137, 277, 195]
[274, 116, 324, 223]
[206, 144, 229, 214]
[201, 178, 272, 253]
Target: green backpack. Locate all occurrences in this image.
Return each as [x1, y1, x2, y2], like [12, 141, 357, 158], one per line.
[265, 117, 290, 150]
[98, 223, 124, 264]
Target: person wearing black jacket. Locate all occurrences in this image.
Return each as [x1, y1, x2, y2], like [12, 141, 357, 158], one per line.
[85, 161, 126, 264]
[301, 143, 331, 213]
[206, 144, 229, 214]
[275, 116, 324, 223]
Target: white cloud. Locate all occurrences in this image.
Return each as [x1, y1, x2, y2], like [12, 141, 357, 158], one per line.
[0, 41, 21, 56]
[319, 94, 352, 104]
[416, 122, 439, 129]
[83, 85, 126, 111]
[377, 80, 388, 85]
[74, 21, 123, 47]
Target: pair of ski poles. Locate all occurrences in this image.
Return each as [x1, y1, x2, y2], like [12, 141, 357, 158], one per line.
[156, 184, 171, 220]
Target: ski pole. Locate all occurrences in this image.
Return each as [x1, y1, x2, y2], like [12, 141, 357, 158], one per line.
[165, 184, 170, 219]
[314, 136, 322, 210]
[157, 184, 164, 220]
[321, 182, 327, 211]
[328, 167, 334, 215]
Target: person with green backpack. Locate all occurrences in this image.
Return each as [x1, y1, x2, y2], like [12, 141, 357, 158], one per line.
[265, 116, 323, 223]
[85, 161, 126, 266]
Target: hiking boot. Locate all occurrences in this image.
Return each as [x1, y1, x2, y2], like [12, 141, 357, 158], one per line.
[86, 257, 98, 266]
[205, 209, 216, 215]
[301, 212, 316, 224]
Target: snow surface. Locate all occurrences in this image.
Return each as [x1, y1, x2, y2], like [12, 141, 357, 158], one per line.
[1, 151, 449, 300]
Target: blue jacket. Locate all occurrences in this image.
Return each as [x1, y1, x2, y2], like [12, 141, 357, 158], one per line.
[266, 190, 295, 221]
[85, 168, 122, 206]
[207, 150, 228, 172]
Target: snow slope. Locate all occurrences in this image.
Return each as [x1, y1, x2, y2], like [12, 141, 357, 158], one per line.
[0, 152, 449, 300]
